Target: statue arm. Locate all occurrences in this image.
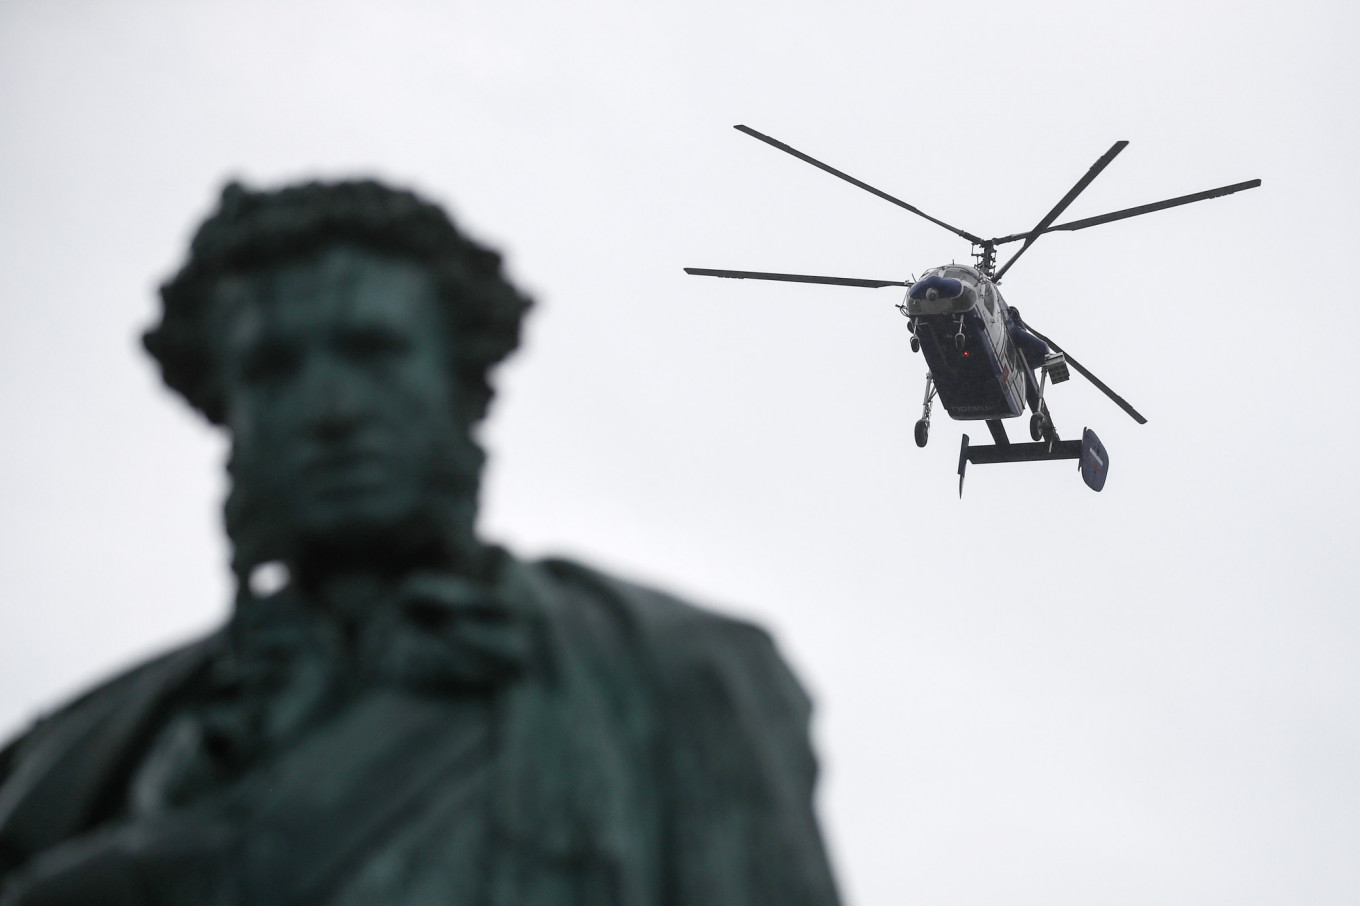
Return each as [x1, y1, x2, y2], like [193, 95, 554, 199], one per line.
[0, 640, 222, 903]
[0, 726, 38, 877]
[0, 812, 242, 906]
[0, 729, 26, 790]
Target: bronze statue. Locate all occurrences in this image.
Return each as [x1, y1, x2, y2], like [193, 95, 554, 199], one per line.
[0, 180, 841, 905]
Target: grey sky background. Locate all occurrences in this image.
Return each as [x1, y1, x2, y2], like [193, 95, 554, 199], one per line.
[2, 1, 1356, 903]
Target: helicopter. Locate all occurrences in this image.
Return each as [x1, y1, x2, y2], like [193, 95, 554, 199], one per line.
[686, 125, 1260, 494]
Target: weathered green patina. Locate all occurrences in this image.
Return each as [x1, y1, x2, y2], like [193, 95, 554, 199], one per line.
[0, 181, 841, 905]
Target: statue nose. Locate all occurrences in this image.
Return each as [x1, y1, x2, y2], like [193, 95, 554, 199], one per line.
[303, 360, 367, 433]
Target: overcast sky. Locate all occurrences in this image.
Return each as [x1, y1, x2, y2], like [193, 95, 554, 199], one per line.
[2, 1, 1357, 903]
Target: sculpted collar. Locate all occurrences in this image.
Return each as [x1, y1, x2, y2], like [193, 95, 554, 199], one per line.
[129, 554, 538, 814]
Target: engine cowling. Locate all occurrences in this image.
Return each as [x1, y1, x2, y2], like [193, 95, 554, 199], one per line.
[905, 274, 975, 315]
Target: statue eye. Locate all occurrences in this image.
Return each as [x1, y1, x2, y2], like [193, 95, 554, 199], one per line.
[336, 325, 411, 362]
[239, 340, 301, 383]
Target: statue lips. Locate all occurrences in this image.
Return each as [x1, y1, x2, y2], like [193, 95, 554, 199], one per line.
[299, 448, 395, 499]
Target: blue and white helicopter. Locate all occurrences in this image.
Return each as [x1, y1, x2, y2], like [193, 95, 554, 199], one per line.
[686, 126, 1260, 494]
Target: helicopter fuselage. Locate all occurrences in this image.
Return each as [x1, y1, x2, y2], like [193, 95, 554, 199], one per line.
[905, 264, 1030, 421]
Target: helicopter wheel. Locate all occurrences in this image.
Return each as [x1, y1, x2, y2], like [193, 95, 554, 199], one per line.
[1029, 413, 1045, 441]
[953, 333, 965, 351]
[914, 420, 929, 448]
[910, 336, 920, 353]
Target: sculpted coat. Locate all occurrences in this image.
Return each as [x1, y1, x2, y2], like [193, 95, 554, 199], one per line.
[0, 557, 839, 904]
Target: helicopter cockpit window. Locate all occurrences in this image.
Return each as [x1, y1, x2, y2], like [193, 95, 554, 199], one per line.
[943, 266, 977, 283]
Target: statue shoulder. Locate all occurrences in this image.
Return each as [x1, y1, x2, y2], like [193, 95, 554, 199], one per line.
[0, 634, 218, 781]
[529, 557, 839, 905]
[532, 557, 812, 719]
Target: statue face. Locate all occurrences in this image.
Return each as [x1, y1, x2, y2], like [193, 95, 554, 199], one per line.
[215, 245, 476, 568]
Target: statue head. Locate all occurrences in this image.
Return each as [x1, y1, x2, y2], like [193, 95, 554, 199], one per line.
[144, 180, 532, 587]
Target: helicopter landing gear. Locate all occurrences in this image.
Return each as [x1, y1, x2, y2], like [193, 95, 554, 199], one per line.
[910, 336, 920, 353]
[916, 374, 936, 447]
[1029, 411, 1046, 441]
[953, 314, 967, 350]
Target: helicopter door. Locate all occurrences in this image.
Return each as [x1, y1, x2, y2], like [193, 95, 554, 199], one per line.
[982, 286, 1005, 345]
[993, 322, 1027, 414]
[983, 287, 1012, 363]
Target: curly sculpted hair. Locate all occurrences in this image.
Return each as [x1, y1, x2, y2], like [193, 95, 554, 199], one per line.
[144, 179, 533, 425]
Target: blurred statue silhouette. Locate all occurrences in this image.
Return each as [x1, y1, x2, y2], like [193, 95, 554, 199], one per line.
[0, 180, 841, 905]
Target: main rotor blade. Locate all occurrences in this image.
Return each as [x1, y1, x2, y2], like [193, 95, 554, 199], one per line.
[989, 179, 1262, 245]
[993, 141, 1129, 282]
[1024, 324, 1148, 424]
[684, 267, 909, 288]
[734, 125, 984, 244]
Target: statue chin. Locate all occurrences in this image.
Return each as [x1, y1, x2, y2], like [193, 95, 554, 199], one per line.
[227, 463, 483, 589]
[287, 501, 478, 583]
